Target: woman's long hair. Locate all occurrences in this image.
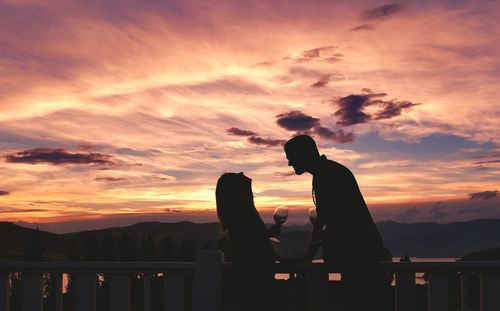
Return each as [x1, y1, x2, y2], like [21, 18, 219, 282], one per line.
[216, 172, 258, 232]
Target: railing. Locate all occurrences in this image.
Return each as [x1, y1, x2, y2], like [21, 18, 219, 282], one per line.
[1, 251, 500, 311]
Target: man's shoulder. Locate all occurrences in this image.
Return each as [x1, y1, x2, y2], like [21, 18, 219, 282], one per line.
[320, 156, 351, 173]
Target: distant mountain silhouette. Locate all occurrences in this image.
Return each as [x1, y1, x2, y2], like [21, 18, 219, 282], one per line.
[0, 222, 75, 260]
[377, 219, 500, 257]
[3, 218, 500, 260]
[461, 247, 500, 261]
[64, 221, 222, 248]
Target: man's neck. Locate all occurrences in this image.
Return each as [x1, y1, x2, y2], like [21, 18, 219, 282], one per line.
[307, 155, 323, 176]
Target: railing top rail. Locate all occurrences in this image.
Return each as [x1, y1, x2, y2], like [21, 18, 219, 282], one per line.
[3, 260, 500, 274]
[226, 261, 500, 273]
[0, 261, 195, 274]
[378, 261, 500, 272]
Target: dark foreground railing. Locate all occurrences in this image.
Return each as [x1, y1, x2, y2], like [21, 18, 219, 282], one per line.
[1, 250, 500, 311]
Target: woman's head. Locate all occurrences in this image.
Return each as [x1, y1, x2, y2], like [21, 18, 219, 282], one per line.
[216, 172, 255, 232]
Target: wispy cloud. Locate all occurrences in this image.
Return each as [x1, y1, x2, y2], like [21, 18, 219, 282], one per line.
[295, 46, 336, 63]
[0, 191, 10, 196]
[350, 24, 375, 31]
[95, 177, 127, 182]
[473, 160, 500, 165]
[226, 127, 285, 147]
[469, 190, 498, 200]
[311, 74, 333, 88]
[313, 126, 355, 144]
[361, 3, 403, 21]
[430, 201, 447, 218]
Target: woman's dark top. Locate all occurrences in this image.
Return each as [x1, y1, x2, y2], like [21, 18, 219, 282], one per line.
[226, 209, 275, 311]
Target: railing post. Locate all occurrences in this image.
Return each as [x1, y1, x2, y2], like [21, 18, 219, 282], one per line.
[0, 273, 9, 311]
[461, 273, 469, 311]
[22, 273, 43, 311]
[193, 250, 222, 311]
[164, 274, 184, 311]
[308, 270, 327, 311]
[428, 272, 448, 311]
[395, 271, 416, 311]
[480, 273, 500, 311]
[75, 274, 96, 311]
[110, 274, 131, 311]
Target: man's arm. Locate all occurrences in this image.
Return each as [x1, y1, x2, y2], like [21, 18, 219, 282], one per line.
[302, 221, 323, 262]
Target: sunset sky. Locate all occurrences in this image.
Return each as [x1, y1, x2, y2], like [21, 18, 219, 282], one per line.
[1, 0, 499, 233]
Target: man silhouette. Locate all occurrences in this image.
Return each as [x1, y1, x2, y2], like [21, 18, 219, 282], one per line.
[284, 135, 384, 311]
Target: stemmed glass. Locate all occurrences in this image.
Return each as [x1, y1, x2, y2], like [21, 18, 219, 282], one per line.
[269, 206, 289, 242]
[308, 207, 317, 225]
[308, 207, 322, 249]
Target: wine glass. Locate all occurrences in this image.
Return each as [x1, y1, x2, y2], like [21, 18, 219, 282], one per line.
[269, 206, 289, 242]
[274, 206, 289, 225]
[308, 207, 317, 225]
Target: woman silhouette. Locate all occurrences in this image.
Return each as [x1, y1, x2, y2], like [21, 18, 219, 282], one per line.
[216, 172, 276, 311]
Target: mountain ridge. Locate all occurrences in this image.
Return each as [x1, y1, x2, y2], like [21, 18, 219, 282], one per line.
[4, 218, 500, 260]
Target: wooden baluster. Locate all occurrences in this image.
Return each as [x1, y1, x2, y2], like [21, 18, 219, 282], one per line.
[110, 274, 131, 311]
[193, 250, 222, 311]
[290, 272, 295, 309]
[395, 271, 416, 311]
[428, 272, 448, 311]
[22, 273, 43, 311]
[461, 273, 469, 311]
[75, 274, 96, 311]
[480, 273, 500, 311]
[143, 274, 151, 311]
[0, 273, 9, 311]
[164, 274, 184, 311]
[308, 270, 327, 311]
[54, 273, 63, 311]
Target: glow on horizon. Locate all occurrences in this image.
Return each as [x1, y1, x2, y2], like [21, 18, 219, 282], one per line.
[0, 0, 499, 228]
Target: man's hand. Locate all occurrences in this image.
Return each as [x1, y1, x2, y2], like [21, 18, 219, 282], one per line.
[268, 223, 281, 237]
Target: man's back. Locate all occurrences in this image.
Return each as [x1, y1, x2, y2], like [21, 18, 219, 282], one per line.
[313, 155, 384, 267]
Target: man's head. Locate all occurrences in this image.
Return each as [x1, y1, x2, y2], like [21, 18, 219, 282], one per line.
[284, 135, 320, 175]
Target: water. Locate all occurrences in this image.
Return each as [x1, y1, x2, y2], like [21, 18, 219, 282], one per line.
[275, 258, 458, 282]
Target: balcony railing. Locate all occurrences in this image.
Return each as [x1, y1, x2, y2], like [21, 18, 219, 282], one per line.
[1, 250, 500, 311]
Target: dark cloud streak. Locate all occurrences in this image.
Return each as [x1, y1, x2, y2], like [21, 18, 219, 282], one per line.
[469, 190, 498, 200]
[0, 191, 9, 196]
[361, 3, 403, 21]
[473, 160, 500, 165]
[332, 91, 419, 126]
[247, 136, 286, 147]
[274, 171, 296, 178]
[333, 94, 375, 126]
[311, 74, 332, 88]
[276, 111, 320, 131]
[373, 101, 419, 120]
[226, 127, 285, 147]
[350, 24, 375, 31]
[5, 148, 116, 166]
[313, 126, 355, 143]
[276, 111, 355, 144]
[95, 177, 126, 182]
[226, 127, 257, 136]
